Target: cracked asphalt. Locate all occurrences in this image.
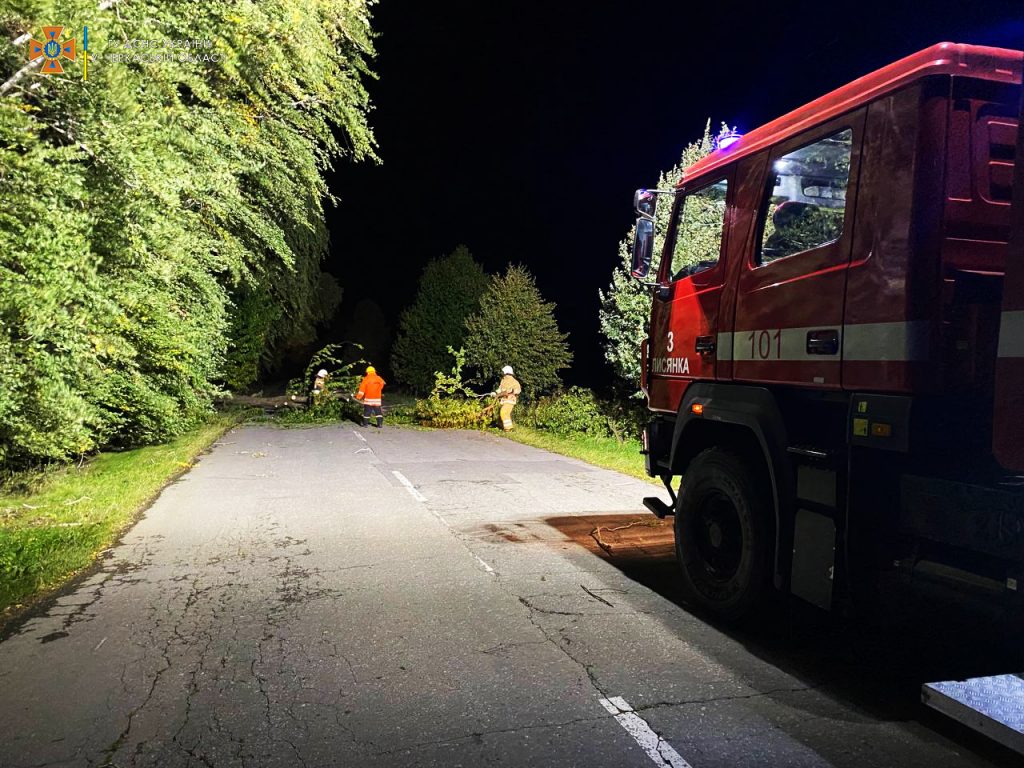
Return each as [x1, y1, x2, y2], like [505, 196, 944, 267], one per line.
[0, 425, 1016, 767]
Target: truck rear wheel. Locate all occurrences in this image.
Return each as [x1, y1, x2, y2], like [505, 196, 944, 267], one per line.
[674, 447, 771, 622]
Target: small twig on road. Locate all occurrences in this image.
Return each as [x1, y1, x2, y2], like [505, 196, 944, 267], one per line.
[580, 584, 614, 607]
[590, 520, 650, 553]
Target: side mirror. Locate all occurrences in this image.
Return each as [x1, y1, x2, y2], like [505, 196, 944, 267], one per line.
[634, 188, 657, 217]
[631, 217, 654, 279]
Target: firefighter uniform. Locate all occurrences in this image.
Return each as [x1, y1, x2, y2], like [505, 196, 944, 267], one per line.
[355, 367, 386, 428]
[496, 368, 522, 432]
[311, 369, 328, 405]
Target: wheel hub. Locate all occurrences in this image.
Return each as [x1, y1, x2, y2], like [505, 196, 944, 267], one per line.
[707, 522, 723, 549]
[694, 491, 743, 582]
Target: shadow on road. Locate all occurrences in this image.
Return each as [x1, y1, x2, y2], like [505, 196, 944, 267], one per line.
[544, 513, 1024, 767]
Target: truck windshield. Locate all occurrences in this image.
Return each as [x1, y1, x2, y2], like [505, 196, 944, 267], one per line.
[760, 128, 853, 264]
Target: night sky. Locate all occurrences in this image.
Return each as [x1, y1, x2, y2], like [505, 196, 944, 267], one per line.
[325, 0, 1024, 386]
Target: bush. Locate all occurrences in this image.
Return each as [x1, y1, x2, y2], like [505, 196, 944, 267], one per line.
[529, 387, 611, 437]
[524, 387, 649, 444]
[414, 347, 490, 429]
[601, 396, 648, 444]
[384, 402, 418, 426]
[414, 397, 489, 429]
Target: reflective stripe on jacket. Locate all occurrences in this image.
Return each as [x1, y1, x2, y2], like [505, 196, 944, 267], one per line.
[356, 374, 386, 406]
[497, 374, 521, 405]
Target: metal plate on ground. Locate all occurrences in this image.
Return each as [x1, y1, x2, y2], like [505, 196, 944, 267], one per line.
[922, 673, 1024, 755]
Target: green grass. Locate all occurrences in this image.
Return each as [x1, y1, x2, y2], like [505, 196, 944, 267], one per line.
[0, 412, 241, 617]
[500, 425, 658, 484]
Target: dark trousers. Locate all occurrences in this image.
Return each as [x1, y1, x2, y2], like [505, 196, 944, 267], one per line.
[362, 405, 383, 427]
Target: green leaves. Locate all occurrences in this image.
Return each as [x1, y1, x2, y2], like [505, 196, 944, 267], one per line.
[0, 1, 378, 467]
[464, 265, 572, 397]
[414, 348, 490, 430]
[598, 121, 719, 390]
[390, 246, 489, 393]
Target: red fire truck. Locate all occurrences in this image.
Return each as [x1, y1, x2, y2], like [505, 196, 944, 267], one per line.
[630, 43, 1024, 630]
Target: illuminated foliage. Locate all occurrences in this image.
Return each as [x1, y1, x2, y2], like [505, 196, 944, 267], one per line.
[0, 1, 377, 466]
[464, 265, 572, 397]
[598, 122, 721, 390]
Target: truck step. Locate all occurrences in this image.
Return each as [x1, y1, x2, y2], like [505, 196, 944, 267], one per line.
[923, 674, 1024, 756]
[643, 496, 674, 519]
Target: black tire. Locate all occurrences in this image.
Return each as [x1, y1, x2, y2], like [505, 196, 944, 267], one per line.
[674, 447, 772, 622]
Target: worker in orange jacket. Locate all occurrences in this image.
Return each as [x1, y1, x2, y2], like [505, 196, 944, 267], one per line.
[354, 365, 386, 428]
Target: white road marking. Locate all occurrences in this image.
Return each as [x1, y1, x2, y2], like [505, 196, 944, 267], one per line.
[473, 555, 495, 574]
[600, 696, 692, 768]
[392, 470, 426, 502]
[352, 430, 367, 443]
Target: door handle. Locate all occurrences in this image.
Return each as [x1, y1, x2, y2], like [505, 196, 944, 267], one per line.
[806, 329, 839, 355]
[695, 335, 716, 355]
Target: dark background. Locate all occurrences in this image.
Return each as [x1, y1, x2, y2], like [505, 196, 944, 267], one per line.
[324, 0, 1024, 386]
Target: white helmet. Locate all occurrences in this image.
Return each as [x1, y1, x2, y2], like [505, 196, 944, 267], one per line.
[501, 365, 514, 375]
[316, 369, 328, 377]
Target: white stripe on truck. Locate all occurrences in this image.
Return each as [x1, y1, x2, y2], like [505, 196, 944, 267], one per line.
[844, 320, 930, 362]
[711, 320, 929, 363]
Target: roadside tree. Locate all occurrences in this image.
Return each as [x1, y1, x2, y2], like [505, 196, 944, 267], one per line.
[0, 1, 377, 466]
[599, 122, 726, 390]
[390, 246, 488, 392]
[464, 265, 572, 396]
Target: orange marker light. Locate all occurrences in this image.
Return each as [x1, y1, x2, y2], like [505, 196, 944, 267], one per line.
[691, 403, 704, 415]
[871, 422, 892, 438]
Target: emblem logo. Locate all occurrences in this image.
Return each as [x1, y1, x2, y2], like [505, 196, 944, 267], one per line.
[28, 27, 77, 75]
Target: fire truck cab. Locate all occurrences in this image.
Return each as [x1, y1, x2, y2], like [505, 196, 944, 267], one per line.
[631, 43, 1024, 625]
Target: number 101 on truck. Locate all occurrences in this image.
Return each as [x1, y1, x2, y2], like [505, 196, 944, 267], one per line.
[630, 42, 1024, 622]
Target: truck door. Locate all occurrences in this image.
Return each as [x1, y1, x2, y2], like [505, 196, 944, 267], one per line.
[647, 173, 732, 412]
[732, 115, 865, 388]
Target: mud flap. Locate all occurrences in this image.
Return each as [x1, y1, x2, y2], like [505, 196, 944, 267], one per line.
[790, 508, 835, 610]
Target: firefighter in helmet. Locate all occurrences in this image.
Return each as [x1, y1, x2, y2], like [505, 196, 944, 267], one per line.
[354, 365, 386, 428]
[494, 365, 522, 432]
[311, 369, 329, 405]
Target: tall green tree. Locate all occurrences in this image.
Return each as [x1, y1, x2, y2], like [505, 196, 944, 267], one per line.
[598, 122, 721, 389]
[464, 265, 572, 396]
[390, 245, 488, 392]
[0, 1, 378, 466]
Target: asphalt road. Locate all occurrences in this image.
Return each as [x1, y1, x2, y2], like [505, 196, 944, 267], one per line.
[0, 424, 1018, 767]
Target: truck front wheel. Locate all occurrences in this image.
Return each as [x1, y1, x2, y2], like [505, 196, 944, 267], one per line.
[674, 447, 771, 622]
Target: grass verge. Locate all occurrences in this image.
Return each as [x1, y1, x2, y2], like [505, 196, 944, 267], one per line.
[0, 411, 242, 618]
[499, 425, 658, 484]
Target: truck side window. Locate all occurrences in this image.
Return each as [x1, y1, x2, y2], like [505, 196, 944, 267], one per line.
[669, 178, 728, 281]
[758, 128, 853, 265]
